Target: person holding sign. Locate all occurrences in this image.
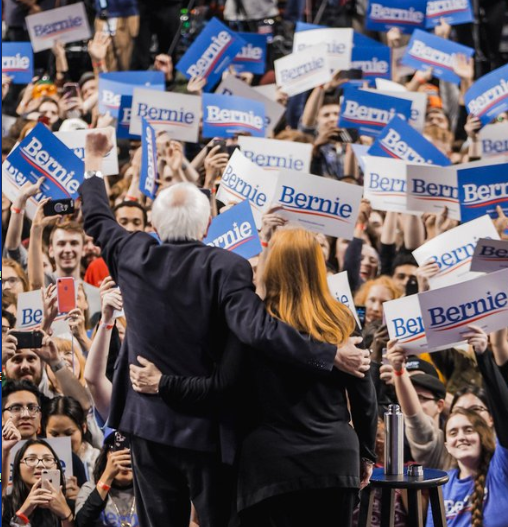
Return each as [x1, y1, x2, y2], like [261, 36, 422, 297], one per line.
[425, 326, 508, 527]
[79, 130, 371, 527]
[131, 228, 378, 527]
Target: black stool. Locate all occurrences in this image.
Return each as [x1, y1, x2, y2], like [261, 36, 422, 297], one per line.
[358, 467, 449, 527]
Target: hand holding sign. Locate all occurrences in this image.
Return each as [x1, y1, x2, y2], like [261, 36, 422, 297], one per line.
[461, 325, 488, 354]
[386, 339, 405, 373]
[494, 205, 508, 237]
[187, 75, 207, 95]
[260, 206, 287, 244]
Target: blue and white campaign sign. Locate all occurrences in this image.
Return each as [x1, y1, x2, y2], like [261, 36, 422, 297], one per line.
[406, 164, 460, 220]
[457, 162, 508, 222]
[238, 136, 312, 173]
[275, 44, 332, 97]
[418, 269, 508, 347]
[293, 23, 354, 72]
[26, 2, 91, 53]
[216, 149, 278, 227]
[480, 123, 508, 158]
[471, 238, 508, 273]
[353, 30, 385, 49]
[425, 0, 474, 28]
[140, 118, 158, 201]
[366, 0, 427, 33]
[384, 294, 448, 354]
[129, 88, 200, 142]
[465, 64, 508, 126]
[116, 95, 139, 140]
[272, 169, 364, 239]
[203, 200, 262, 259]
[232, 33, 267, 75]
[327, 271, 361, 327]
[367, 86, 427, 131]
[339, 88, 412, 137]
[2, 43, 33, 84]
[98, 71, 165, 119]
[55, 128, 119, 177]
[176, 17, 246, 91]
[351, 45, 392, 82]
[2, 115, 17, 138]
[215, 76, 285, 135]
[402, 29, 474, 84]
[412, 215, 499, 289]
[16, 289, 69, 336]
[363, 156, 421, 214]
[368, 115, 451, 166]
[202, 93, 266, 138]
[2, 123, 84, 218]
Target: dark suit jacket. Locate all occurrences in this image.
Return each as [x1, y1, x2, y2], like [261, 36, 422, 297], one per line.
[79, 177, 336, 455]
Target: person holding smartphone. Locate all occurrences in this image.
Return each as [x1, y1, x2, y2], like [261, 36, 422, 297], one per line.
[2, 438, 74, 527]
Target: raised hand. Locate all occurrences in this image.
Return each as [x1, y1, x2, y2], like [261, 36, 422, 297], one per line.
[260, 206, 287, 244]
[187, 75, 207, 95]
[462, 325, 488, 354]
[88, 31, 111, 63]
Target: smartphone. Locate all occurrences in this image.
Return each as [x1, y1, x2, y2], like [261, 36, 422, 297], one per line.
[43, 198, 75, 217]
[355, 305, 366, 326]
[405, 276, 419, 296]
[56, 277, 76, 314]
[10, 330, 44, 349]
[41, 469, 61, 489]
[334, 129, 360, 143]
[207, 138, 227, 154]
[338, 68, 363, 80]
[62, 82, 80, 100]
[111, 431, 130, 452]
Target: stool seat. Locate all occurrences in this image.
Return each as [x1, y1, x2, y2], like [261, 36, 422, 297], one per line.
[358, 467, 449, 527]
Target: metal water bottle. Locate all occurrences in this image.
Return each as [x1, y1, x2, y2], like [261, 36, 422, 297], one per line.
[384, 404, 404, 475]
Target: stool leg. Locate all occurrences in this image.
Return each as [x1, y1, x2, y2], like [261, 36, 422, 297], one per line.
[429, 486, 447, 527]
[407, 489, 423, 527]
[358, 486, 374, 527]
[380, 488, 395, 527]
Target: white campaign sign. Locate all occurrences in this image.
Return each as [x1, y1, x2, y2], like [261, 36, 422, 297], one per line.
[406, 164, 460, 220]
[366, 88, 427, 131]
[293, 28, 353, 72]
[215, 76, 285, 134]
[327, 271, 361, 327]
[418, 269, 508, 347]
[363, 156, 421, 214]
[412, 215, 500, 289]
[16, 290, 69, 336]
[8, 437, 74, 483]
[384, 294, 450, 354]
[252, 83, 278, 101]
[26, 3, 91, 52]
[275, 45, 332, 97]
[55, 128, 119, 176]
[129, 89, 201, 141]
[216, 149, 278, 228]
[271, 169, 363, 239]
[470, 238, 508, 273]
[238, 136, 312, 173]
[479, 122, 508, 158]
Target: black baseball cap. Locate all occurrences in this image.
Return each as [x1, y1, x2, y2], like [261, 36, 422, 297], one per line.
[410, 374, 446, 400]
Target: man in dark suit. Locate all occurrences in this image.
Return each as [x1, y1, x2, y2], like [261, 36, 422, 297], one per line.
[79, 130, 371, 527]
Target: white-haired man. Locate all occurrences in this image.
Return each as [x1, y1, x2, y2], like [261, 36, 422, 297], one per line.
[79, 130, 371, 527]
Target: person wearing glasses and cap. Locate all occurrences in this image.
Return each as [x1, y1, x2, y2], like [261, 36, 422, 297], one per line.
[2, 438, 74, 527]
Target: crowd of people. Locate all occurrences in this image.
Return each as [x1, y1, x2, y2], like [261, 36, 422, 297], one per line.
[2, 1, 508, 527]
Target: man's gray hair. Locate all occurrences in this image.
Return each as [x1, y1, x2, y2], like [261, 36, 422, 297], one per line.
[151, 183, 211, 242]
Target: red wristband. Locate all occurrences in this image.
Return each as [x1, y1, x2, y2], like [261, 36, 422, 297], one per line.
[356, 223, 367, 231]
[260, 240, 268, 248]
[15, 511, 30, 525]
[99, 320, 114, 330]
[92, 61, 104, 68]
[11, 207, 24, 214]
[124, 195, 138, 202]
[394, 367, 406, 377]
[97, 480, 111, 492]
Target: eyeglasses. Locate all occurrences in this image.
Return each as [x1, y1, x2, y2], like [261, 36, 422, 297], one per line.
[417, 394, 438, 403]
[21, 456, 57, 469]
[3, 404, 41, 416]
[2, 277, 21, 288]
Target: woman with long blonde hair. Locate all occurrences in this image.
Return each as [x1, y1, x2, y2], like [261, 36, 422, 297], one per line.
[134, 228, 378, 526]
